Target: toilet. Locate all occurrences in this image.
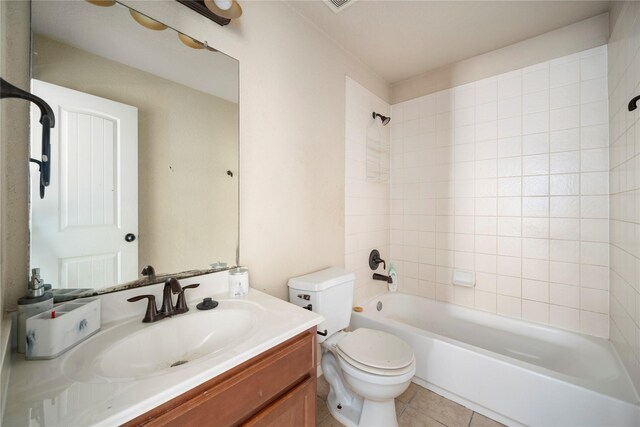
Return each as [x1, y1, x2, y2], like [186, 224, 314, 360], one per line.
[288, 267, 416, 427]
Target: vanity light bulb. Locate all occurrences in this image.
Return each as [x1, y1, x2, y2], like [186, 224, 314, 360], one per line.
[204, 0, 242, 19]
[214, 0, 232, 10]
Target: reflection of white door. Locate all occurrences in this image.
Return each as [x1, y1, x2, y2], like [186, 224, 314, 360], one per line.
[30, 79, 138, 289]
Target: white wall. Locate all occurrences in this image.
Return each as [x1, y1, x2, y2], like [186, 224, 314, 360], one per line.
[608, 0, 640, 394]
[390, 46, 610, 338]
[344, 77, 390, 305]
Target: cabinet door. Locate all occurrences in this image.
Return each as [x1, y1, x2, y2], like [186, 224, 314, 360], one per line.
[243, 376, 316, 427]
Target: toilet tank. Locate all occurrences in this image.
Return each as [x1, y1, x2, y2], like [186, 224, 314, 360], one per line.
[287, 267, 354, 343]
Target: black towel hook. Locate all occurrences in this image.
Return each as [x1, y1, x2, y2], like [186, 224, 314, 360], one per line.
[629, 95, 640, 112]
[0, 78, 56, 198]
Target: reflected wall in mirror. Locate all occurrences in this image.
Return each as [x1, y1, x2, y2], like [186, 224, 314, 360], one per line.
[29, 0, 239, 295]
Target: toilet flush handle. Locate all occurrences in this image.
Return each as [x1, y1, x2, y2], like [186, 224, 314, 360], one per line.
[317, 329, 328, 336]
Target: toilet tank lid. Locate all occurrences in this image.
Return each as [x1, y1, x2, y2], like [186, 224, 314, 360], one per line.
[288, 267, 355, 291]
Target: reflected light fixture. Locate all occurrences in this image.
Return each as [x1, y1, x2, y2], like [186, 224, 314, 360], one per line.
[129, 10, 168, 31]
[204, 0, 242, 19]
[85, 0, 116, 7]
[178, 33, 205, 49]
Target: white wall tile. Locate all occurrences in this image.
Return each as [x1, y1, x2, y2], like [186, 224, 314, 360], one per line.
[390, 45, 611, 340]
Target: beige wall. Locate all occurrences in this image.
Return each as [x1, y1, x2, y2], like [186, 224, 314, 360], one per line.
[391, 13, 609, 104]
[1, 0, 30, 410]
[1, 0, 389, 310]
[119, 0, 390, 301]
[1, 0, 30, 324]
[32, 35, 239, 278]
[608, 0, 640, 394]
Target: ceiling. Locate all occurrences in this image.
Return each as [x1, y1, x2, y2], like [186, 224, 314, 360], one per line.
[286, 0, 610, 84]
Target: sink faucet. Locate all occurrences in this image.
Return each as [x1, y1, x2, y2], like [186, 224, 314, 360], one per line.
[127, 278, 200, 323]
[160, 278, 182, 316]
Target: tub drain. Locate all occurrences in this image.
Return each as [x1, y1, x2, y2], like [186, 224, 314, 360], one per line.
[377, 301, 383, 311]
[171, 360, 188, 367]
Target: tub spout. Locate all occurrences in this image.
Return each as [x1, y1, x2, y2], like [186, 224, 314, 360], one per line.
[373, 273, 393, 283]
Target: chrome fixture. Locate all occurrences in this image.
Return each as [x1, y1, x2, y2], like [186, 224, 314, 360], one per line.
[127, 278, 200, 322]
[372, 112, 391, 126]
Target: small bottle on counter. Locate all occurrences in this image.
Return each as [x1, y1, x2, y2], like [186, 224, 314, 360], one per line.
[228, 267, 249, 297]
[17, 268, 54, 354]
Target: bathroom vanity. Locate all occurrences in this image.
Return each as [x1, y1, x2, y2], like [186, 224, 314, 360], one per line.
[125, 328, 317, 426]
[3, 273, 323, 426]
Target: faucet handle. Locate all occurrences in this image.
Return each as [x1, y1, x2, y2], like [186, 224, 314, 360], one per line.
[141, 265, 156, 281]
[174, 284, 200, 314]
[127, 294, 163, 323]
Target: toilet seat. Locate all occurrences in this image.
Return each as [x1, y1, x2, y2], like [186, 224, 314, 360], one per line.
[335, 328, 415, 376]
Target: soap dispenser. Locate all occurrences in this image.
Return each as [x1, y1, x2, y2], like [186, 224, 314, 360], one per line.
[17, 268, 54, 353]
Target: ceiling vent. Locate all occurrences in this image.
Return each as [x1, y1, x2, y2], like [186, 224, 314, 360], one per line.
[323, 0, 356, 14]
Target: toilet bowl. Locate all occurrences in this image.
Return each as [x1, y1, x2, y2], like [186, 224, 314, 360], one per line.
[321, 328, 415, 427]
[287, 267, 416, 427]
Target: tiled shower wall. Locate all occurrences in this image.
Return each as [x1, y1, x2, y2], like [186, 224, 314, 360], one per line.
[390, 46, 610, 338]
[345, 77, 391, 304]
[608, 1, 640, 393]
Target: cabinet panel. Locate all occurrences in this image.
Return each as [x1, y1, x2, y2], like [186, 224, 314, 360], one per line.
[243, 376, 315, 427]
[124, 328, 317, 427]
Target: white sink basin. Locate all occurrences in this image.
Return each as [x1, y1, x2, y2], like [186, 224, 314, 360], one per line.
[64, 299, 265, 383]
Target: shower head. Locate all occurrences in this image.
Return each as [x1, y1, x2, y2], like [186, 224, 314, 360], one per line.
[372, 112, 391, 126]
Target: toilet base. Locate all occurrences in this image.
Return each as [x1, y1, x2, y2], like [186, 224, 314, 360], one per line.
[358, 399, 398, 427]
[326, 386, 363, 427]
[322, 351, 401, 427]
[326, 387, 399, 427]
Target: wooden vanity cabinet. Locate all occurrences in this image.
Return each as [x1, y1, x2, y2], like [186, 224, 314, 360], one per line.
[123, 327, 317, 427]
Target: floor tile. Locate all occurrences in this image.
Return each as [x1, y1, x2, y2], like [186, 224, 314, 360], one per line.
[316, 376, 502, 427]
[399, 406, 447, 427]
[397, 382, 419, 404]
[470, 412, 506, 427]
[408, 388, 473, 427]
[316, 396, 330, 425]
[317, 375, 330, 400]
[396, 400, 407, 418]
[317, 415, 344, 427]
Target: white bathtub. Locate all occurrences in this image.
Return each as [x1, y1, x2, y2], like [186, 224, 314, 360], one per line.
[351, 292, 640, 426]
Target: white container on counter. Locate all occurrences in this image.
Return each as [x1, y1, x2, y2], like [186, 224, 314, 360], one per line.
[228, 267, 249, 297]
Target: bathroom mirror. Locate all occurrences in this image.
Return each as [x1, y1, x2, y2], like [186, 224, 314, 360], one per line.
[29, 0, 239, 298]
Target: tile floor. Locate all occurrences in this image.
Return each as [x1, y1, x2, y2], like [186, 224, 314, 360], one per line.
[316, 376, 504, 427]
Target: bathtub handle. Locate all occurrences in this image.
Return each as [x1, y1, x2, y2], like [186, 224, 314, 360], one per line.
[369, 249, 386, 270]
[317, 329, 328, 336]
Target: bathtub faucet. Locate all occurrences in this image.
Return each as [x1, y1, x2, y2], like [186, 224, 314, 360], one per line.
[372, 273, 393, 283]
[369, 249, 386, 271]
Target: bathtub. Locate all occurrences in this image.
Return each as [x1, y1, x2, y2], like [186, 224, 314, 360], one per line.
[351, 292, 640, 426]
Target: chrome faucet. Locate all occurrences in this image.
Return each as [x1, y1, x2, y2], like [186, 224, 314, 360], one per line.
[127, 278, 200, 323]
